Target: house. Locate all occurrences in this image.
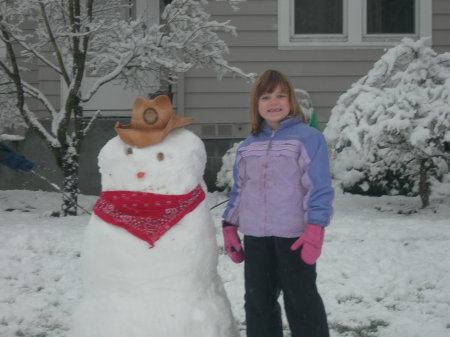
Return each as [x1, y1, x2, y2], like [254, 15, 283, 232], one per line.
[1, 0, 449, 194]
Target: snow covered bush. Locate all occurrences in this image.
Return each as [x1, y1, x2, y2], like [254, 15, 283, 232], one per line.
[295, 88, 314, 121]
[324, 38, 450, 207]
[216, 140, 242, 191]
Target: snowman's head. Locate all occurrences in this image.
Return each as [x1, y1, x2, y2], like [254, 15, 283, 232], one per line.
[98, 129, 206, 194]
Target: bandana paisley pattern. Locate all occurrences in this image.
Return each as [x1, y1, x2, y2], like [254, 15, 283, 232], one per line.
[93, 185, 205, 247]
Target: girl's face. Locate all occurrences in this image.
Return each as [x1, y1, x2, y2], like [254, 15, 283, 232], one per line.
[258, 85, 291, 130]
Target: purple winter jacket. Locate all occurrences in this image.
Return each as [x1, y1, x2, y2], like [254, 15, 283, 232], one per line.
[222, 117, 334, 238]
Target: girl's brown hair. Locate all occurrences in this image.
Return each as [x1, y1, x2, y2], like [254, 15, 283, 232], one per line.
[249, 69, 305, 135]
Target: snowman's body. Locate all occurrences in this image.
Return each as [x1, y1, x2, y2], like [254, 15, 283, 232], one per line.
[72, 129, 239, 337]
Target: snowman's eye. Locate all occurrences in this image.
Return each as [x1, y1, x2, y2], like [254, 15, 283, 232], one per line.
[157, 152, 164, 161]
[126, 147, 133, 155]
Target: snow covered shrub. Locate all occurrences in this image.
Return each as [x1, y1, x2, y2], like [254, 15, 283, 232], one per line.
[295, 88, 314, 121]
[324, 38, 450, 207]
[216, 141, 242, 191]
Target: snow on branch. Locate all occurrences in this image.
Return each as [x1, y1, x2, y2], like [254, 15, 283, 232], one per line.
[82, 110, 101, 136]
[82, 0, 255, 95]
[23, 104, 60, 147]
[21, 81, 58, 119]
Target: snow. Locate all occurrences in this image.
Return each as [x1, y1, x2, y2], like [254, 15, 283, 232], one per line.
[1, 182, 449, 337]
[216, 140, 242, 191]
[0, 134, 25, 142]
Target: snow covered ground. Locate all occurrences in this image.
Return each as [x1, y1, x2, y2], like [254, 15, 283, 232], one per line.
[0, 185, 449, 337]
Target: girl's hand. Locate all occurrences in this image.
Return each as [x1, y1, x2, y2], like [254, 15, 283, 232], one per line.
[290, 224, 324, 264]
[222, 225, 244, 263]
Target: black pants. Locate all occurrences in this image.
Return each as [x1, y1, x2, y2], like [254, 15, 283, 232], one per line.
[244, 236, 329, 337]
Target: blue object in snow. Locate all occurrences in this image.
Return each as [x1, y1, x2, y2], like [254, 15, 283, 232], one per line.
[0, 142, 34, 172]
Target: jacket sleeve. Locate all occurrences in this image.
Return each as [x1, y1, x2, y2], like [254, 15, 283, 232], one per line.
[222, 149, 244, 227]
[301, 132, 334, 227]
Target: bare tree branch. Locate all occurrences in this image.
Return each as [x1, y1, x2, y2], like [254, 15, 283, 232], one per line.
[38, 2, 70, 84]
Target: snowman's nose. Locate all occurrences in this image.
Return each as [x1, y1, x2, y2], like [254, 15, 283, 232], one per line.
[137, 171, 145, 179]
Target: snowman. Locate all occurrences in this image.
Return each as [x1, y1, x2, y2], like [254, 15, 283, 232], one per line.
[71, 95, 239, 337]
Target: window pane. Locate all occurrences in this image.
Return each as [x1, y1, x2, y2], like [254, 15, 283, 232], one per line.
[367, 0, 415, 34]
[294, 0, 343, 34]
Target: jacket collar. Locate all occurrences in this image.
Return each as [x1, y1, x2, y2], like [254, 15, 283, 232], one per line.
[261, 117, 302, 136]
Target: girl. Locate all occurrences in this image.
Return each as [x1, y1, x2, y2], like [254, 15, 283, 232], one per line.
[222, 69, 334, 337]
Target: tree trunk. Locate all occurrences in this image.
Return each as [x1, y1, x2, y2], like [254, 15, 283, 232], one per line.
[418, 159, 430, 208]
[61, 146, 80, 216]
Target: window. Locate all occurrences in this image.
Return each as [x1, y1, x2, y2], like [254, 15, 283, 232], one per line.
[278, 0, 432, 49]
[294, 0, 343, 35]
[366, 0, 415, 34]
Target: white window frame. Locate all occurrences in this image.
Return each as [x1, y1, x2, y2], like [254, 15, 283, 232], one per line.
[278, 0, 432, 49]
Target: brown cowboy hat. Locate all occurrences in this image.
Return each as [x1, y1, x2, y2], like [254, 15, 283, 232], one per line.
[115, 95, 193, 148]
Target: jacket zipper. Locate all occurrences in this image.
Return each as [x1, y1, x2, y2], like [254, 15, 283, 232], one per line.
[263, 130, 276, 235]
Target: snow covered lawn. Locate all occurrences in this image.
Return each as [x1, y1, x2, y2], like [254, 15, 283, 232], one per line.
[0, 188, 449, 337]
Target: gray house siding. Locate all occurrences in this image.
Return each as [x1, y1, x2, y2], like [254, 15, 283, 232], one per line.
[18, 19, 61, 118]
[1, 0, 449, 194]
[433, 0, 450, 53]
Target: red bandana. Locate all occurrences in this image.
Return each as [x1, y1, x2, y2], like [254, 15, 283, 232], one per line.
[93, 185, 205, 247]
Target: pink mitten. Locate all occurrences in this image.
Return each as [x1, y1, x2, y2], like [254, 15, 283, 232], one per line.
[290, 224, 324, 265]
[222, 226, 244, 263]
